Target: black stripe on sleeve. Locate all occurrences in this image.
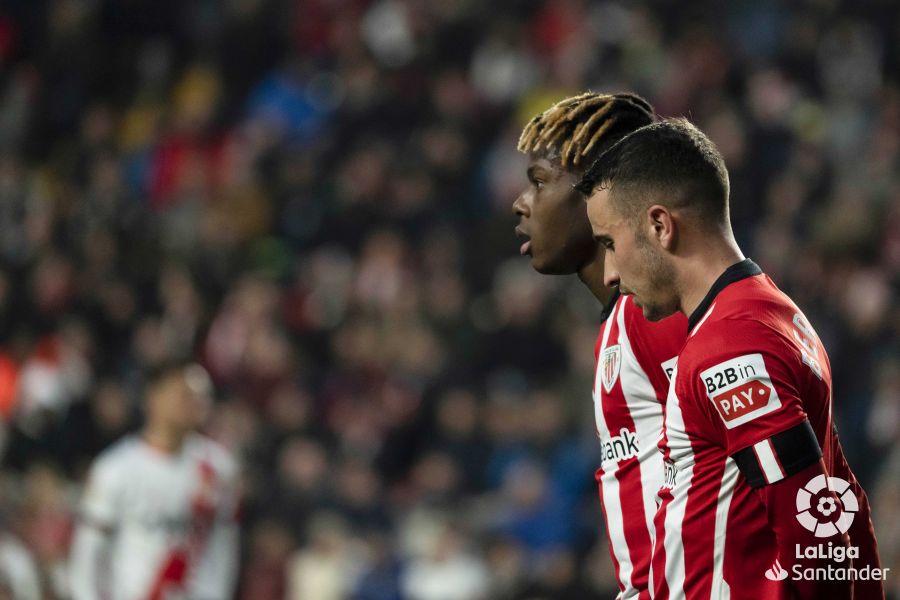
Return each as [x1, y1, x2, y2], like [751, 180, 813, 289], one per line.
[731, 420, 822, 489]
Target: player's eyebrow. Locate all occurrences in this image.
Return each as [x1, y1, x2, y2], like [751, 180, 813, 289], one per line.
[528, 162, 555, 179]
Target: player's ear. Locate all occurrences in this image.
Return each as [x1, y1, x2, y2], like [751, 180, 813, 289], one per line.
[647, 205, 676, 250]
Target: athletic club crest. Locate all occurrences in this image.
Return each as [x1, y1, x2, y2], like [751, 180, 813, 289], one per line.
[600, 345, 622, 393]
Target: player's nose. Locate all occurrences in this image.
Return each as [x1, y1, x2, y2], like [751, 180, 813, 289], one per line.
[512, 191, 529, 216]
[604, 251, 620, 288]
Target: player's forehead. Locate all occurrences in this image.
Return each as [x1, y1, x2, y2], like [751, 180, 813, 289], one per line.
[586, 187, 618, 228]
[526, 154, 566, 178]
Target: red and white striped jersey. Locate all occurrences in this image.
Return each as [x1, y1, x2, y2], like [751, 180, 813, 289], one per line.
[69, 434, 240, 600]
[652, 259, 881, 599]
[592, 291, 687, 599]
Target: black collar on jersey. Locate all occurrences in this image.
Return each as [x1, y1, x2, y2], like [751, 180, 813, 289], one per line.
[687, 258, 762, 332]
[600, 288, 620, 323]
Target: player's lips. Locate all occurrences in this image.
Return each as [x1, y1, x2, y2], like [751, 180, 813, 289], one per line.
[515, 226, 532, 255]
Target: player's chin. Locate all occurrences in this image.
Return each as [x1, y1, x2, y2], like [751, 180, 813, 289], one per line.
[640, 302, 676, 322]
[533, 262, 574, 275]
[531, 252, 577, 275]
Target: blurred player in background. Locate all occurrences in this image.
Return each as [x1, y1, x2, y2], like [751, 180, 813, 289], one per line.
[579, 119, 882, 599]
[69, 361, 240, 600]
[514, 93, 687, 599]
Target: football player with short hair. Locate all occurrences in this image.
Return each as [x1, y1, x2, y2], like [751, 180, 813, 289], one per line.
[579, 118, 882, 599]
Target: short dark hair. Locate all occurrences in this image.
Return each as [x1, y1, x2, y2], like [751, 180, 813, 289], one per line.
[518, 92, 655, 171]
[575, 118, 730, 227]
[145, 358, 197, 390]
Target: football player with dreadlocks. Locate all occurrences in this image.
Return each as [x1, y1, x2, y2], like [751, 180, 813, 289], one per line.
[513, 93, 686, 599]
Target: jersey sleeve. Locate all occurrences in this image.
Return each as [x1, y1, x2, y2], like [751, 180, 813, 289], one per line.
[680, 319, 821, 486]
[70, 453, 122, 600]
[78, 453, 123, 529]
[194, 448, 241, 598]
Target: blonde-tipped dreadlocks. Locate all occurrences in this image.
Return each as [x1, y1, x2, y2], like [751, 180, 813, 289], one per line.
[518, 92, 655, 169]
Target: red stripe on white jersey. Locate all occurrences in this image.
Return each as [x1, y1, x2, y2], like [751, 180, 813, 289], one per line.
[593, 295, 679, 599]
[654, 374, 744, 599]
[613, 296, 665, 594]
[711, 459, 739, 598]
[653, 368, 693, 599]
[594, 298, 638, 595]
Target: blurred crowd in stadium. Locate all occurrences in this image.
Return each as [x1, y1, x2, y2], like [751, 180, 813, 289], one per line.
[0, 0, 897, 598]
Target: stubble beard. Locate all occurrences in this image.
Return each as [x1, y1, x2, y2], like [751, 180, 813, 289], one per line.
[636, 233, 678, 322]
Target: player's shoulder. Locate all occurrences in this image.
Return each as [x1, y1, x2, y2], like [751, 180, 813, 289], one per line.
[680, 315, 789, 370]
[93, 434, 143, 467]
[679, 277, 808, 376]
[87, 434, 144, 484]
[188, 434, 239, 476]
[709, 273, 799, 325]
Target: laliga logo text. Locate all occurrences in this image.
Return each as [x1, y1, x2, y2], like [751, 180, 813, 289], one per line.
[764, 474, 890, 583]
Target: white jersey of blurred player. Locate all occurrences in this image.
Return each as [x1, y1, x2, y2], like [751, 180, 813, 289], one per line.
[69, 362, 239, 600]
[0, 532, 42, 600]
[69, 432, 239, 600]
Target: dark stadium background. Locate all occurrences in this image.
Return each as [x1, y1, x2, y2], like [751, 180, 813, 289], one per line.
[0, 0, 897, 598]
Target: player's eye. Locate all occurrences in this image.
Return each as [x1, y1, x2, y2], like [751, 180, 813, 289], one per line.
[534, 180, 545, 190]
[596, 237, 614, 250]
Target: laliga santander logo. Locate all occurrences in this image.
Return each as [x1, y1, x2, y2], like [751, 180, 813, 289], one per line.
[766, 474, 860, 582]
[795, 474, 858, 538]
[764, 475, 889, 583]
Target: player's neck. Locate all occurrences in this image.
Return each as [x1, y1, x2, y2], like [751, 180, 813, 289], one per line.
[677, 236, 744, 318]
[143, 426, 189, 455]
[577, 250, 615, 306]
